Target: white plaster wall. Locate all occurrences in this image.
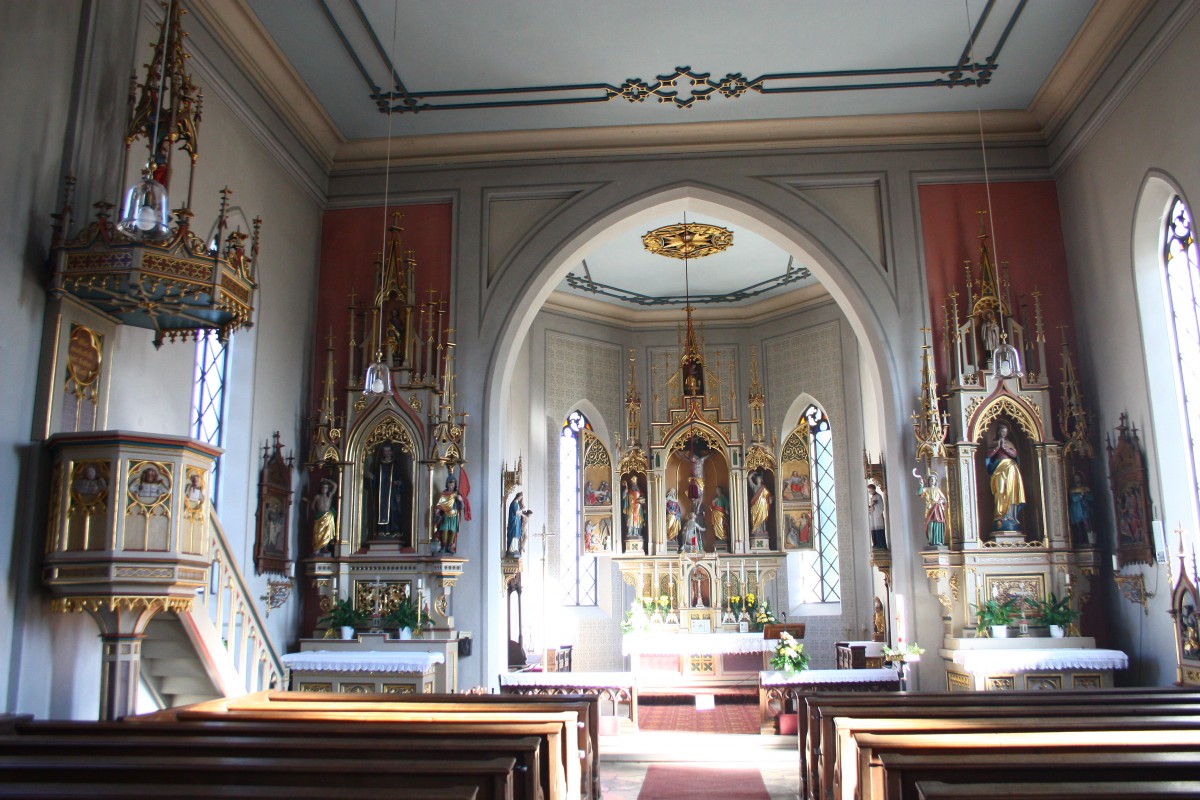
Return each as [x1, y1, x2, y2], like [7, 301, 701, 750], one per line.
[0, 0, 118, 718]
[1056, 4, 1200, 685]
[1, 1, 321, 717]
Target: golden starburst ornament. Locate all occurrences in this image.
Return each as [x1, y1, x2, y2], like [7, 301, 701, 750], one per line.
[642, 222, 733, 260]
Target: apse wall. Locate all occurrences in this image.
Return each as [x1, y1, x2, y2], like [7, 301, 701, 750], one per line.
[519, 293, 868, 670]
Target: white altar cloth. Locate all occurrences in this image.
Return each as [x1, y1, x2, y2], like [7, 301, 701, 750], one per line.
[623, 632, 771, 657]
[760, 668, 900, 687]
[282, 650, 445, 674]
[950, 648, 1128, 675]
[500, 671, 634, 688]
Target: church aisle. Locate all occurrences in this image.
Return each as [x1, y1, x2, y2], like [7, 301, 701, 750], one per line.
[599, 731, 799, 799]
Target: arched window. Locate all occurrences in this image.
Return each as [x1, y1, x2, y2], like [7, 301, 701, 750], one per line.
[782, 402, 839, 604]
[805, 403, 840, 602]
[560, 410, 598, 606]
[192, 335, 228, 507]
[1164, 197, 1200, 521]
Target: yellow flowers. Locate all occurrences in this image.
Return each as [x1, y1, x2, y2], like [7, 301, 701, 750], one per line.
[746, 593, 756, 605]
[770, 631, 810, 672]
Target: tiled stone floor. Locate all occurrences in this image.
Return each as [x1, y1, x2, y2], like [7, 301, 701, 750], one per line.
[599, 731, 801, 799]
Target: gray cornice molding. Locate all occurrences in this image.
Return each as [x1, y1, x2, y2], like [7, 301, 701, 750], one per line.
[1049, 0, 1199, 176]
[162, 0, 331, 205]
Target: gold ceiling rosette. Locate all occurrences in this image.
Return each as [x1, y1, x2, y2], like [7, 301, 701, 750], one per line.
[641, 222, 733, 261]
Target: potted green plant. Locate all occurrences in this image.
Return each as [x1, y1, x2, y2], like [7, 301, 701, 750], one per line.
[319, 598, 366, 640]
[384, 599, 422, 639]
[1031, 593, 1077, 638]
[975, 597, 1018, 638]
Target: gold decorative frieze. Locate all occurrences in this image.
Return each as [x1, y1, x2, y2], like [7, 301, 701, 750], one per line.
[1072, 674, 1102, 690]
[947, 672, 971, 691]
[986, 675, 1015, 691]
[50, 596, 192, 614]
[363, 417, 416, 453]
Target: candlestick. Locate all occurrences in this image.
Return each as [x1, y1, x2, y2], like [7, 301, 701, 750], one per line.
[895, 594, 906, 646]
[639, 561, 644, 597]
[654, 560, 659, 597]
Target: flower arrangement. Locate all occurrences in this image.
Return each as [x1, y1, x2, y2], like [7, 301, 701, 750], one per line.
[729, 592, 777, 631]
[881, 642, 925, 664]
[769, 631, 809, 673]
[656, 594, 671, 611]
[621, 600, 650, 634]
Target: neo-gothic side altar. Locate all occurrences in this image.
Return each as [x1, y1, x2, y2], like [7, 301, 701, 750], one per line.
[914, 220, 1116, 691]
[298, 220, 470, 688]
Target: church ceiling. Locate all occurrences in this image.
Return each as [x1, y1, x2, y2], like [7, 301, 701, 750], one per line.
[244, 0, 1096, 142]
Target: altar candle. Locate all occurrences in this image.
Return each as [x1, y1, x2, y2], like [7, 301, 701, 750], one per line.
[653, 560, 659, 595]
[740, 560, 746, 589]
[755, 559, 760, 586]
[895, 594, 906, 646]
[1112, 554, 1119, 572]
[639, 561, 644, 595]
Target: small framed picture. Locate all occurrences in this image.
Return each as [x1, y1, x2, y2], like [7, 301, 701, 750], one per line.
[690, 617, 712, 634]
[738, 621, 749, 633]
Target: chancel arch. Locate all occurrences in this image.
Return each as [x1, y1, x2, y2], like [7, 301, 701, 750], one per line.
[485, 183, 905, 676]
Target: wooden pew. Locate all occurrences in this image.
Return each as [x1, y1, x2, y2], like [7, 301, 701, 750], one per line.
[172, 691, 594, 800]
[153, 703, 581, 800]
[844, 718, 1200, 800]
[803, 689, 1200, 799]
[878, 750, 1200, 800]
[820, 701, 1200, 800]
[0, 785, 483, 799]
[913, 779, 1200, 799]
[0, 730, 542, 800]
[226, 691, 598, 800]
[0, 754, 516, 800]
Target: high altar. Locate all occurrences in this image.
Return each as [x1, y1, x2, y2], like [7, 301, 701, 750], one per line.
[295, 219, 468, 690]
[914, 221, 1124, 691]
[504, 222, 790, 685]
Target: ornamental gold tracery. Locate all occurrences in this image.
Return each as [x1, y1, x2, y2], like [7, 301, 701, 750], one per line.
[583, 436, 612, 468]
[363, 417, 416, 454]
[968, 393, 1042, 442]
[618, 447, 649, 475]
[744, 445, 777, 472]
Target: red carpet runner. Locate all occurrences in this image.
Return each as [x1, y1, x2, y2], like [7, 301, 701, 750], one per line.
[635, 697, 759, 735]
[637, 764, 770, 800]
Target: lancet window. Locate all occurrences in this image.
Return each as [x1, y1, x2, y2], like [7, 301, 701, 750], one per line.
[559, 410, 599, 606]
[785, 402, 840, 604]
[192, 335, 228, 506]
[1164, 196, 1200, 520]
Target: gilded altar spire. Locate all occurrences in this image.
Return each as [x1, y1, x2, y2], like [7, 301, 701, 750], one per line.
[624, 348, 642, 447]
[306, 328, 344, 467]
[971, 211, 1007, 318]
[748, 346, 766, 445]
[1057, 324, 1094, 460]
[912, 327, 948, 466]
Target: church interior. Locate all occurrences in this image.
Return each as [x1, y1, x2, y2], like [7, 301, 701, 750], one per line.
[3, 0, 1200, 796]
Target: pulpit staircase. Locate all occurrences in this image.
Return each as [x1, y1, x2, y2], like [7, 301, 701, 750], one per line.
[139, 508, 284, 710]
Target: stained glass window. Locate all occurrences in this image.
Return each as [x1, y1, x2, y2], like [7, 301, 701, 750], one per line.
[804, 403, 840, 603]
[192, 335, 228, 506]
[560, 410, 598, 606]
[1164, 197, 1200, 515]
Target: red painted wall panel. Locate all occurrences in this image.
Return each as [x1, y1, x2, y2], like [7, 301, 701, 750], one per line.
[918, 181, 1076, 428]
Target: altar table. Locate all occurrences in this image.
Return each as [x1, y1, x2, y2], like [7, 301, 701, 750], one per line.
[624, 632, 774, 689]
[942, 646, 1129, 691]
[282, 650, 445, 694]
